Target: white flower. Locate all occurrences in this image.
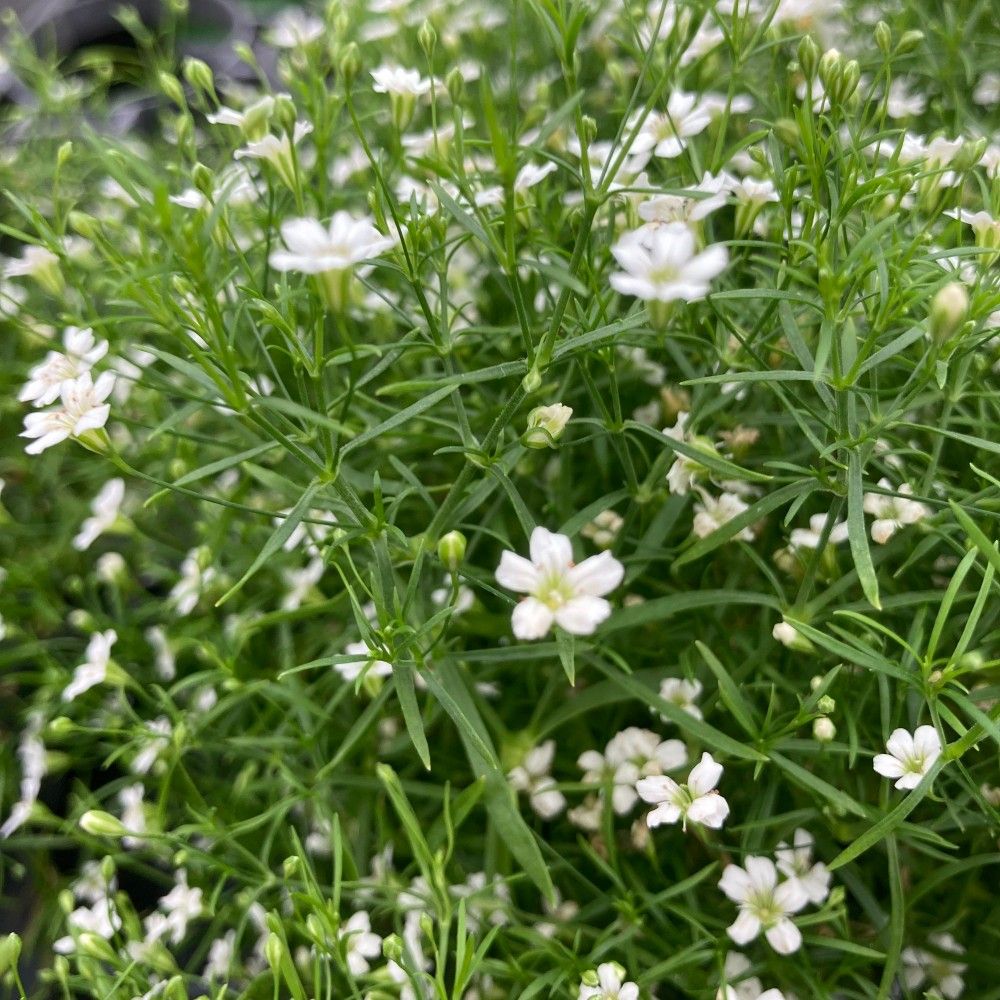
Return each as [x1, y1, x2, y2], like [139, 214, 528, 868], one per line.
[170, 549, 218, 615]
[337, 641, 393, 683]
[581, 510, 624, 549]
[716, 953, 789, 1000]
[73, 478, 125, 550]
[863, 479, 929, 543]
[204, 930, 236, 980]
[63, 629, 117, 701]
[718, 856, 808, 954]
[119, 783, 147, 846]
[774, 828, 831, 904]
[902, 933, 966, 999]
[234, 121, 313, 189]
[657, 677, 703, 720]
[789, 513, 849, 550]
[692, 490, 753, 540]
[885, 78, 927, 118]
[873, 725, 942, 790]
[339, 910, 383, 976]
[630, 92, 712, 159]
[271, 213, 396, 274]
[371, 65, 433, 97]
[579, 727, 686, 814]
[508, 740, 566, 819]
[281, 557, 325, 610]
[21, 371, 115, 455]
[578, 962, 639, 1000]
[637, 751, 729, 830]
[974, 71, 1000, 108]
[475, 161, 558, 207]
[156, 870, 203, 945]
[207, 94, 276, 130]
[731, 176, 780, 208]
[132, 718, 172, 775]
[53, 897, 121, 953]
[19, 327, 109, 406]
[145, 626, 176, 681]
[495, 526, 624, 639]
[266, 7, 325, 47]
[610, 224, 728, 304]
[0, 715, 46, 838]
[431, 580, 475, 614]
[772, 620, 798, 647]
[4, 243, 59, 278]
[638, 172, 733, 228]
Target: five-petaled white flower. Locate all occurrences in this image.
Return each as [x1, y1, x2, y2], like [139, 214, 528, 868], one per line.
[692, 490, 754, 541]
[637, 751, 729, 830]
[610, 223, 728, 304]
[774, 828, 831, 905]
[63, 629, 118, 702]
[338, 910, 383, 976]
[495, 526, 624, 640]
[19, 327, 108, 406]
[371, 65, 433, 97]
[718, 856, 808, 955]
[266, 7, 325, 48]
[21, 371, 115, 455]
[862, 479, 929, 544]
[337, 641, 394, 683]
[630, 91, 712, 159]
[578, 962, 638, 1000]
[508, 740, 566, 819]
[657, 677, 703, 720]
[789, 512, 849, 550]
[902, 932, 966, 1000]
[73, 478, 126, 551]
[270, 213, 397, 275]
[716, 952, 788, 1000]
[873, 725, 942, 790]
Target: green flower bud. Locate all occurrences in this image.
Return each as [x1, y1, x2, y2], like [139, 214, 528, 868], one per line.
[817, 48, 842, 91]
[265, 931, 284, 971]
[79, 810, 126, 838]
[68, 210, 100, 240]
[0, 933, 21, 975]
[445, 66, 465, 104]
[339, 43, 361, 87]
[283, 855, 301, 879]
[817, 695, 836, 714]
[382, 933, 404, 963]
[158, 71, 186, 110]
[874, 21, 891, 55]
[417, 20, 437, 56]
[78, 932, 118, 962]
[896, 29, 924, 54]
[437, 530, 467, 570]
[797, 35, 820, 79]
[929, 282, 968, 343]
[182, 57, 216, 100]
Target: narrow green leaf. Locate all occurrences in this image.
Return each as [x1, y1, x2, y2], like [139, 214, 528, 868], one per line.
[393, 665, 431, 770]
[696, 642, 757, 738]
[343, 384, 454, 455]
[847, 452, 881, 609]
[215, 479, 323, 607]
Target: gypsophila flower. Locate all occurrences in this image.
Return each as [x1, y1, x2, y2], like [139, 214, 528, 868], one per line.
[266, 7, 325, 48]
[873, 725, 942, 790]
[0, 714, 46, 838]
[692, 489, 754, 540]
[610, 223, 728, 305]
[656, 677, 703, 721]
[508, 740, 567, 819]
[578, 962, 639, 1000]
[72, 478, 125, 550]
[234, 121, 312, 190]
[719, 856, 808, 954]
[281, 557, 325, 610]
[338, 910, 382, 976]
[495, 526, 624, 639]
[774, 828, 831, 904]
[863, 479, 930, 543]
[789, 513, 849, 550]
[579, 727, 686, 814]
[131, 717, 172, 775]
[902, 933, 966, 999]
[637, 751, 729, 830]
[717, 953, 790, 1000]
[21, 371, 115, 455]
[19, 327, 108, 406]
[581, 510, 624, 549]
[62, 628, 117, 701]
[630, 92, 712, 159]
[337, 641, 393, 683]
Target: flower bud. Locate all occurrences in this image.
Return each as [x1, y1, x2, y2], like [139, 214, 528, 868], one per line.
[817, 695, 836, 714]
[524, 403, 572, 448]
[182, 57, 216, 100]
[0, 933, 21, 975]
[445, 66, 465, 104]
[79, 810, 126, 838]
[874, 21, 891, 55]
[382, 933, 404, 963]
[813, 716, 836, 742]
[265, 931, 285, 971]
[417, 20, 437, 56]
[68, 210, 100, 240]
[339, 42, 361, 87]
[797, 35, 820, 79]
[78, 932, 118, 962]
[437, 530, 467, 570]
[282, 855, 300, 879]
[158, 71, 186, 110]
[929, 282, 968, 343]
[896, 29, 924, 54]
[818, 48, 841, 90]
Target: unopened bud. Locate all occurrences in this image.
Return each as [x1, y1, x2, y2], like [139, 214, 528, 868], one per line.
[797, 35, 820, 79]
[158, 71, 186, 109]
[339, 42, 361, 87]
[417, 20, 437, 57]
[79, 810, 126, 837]
[282, 855, 300, 879]
[445, 66, 465, 104]
[896, 30, 924, 54]
[67, 211, 99, 240]
[0, 933, 21, 974]
[56, 141, 73, 170]
[78, 932, 117, 962]
[437, 530, 467, 570]
[182, 57, 216, 100]
[817, 695, 836, 714]
[264, 931, 284, 971]
[930, 282, 969, 343]
[818, 48, 842, 91]
[524, 403, 572, 449]
[382, 933, 404, 963]
[874, 21, 891, 56]
[813, 716, 836, 742]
